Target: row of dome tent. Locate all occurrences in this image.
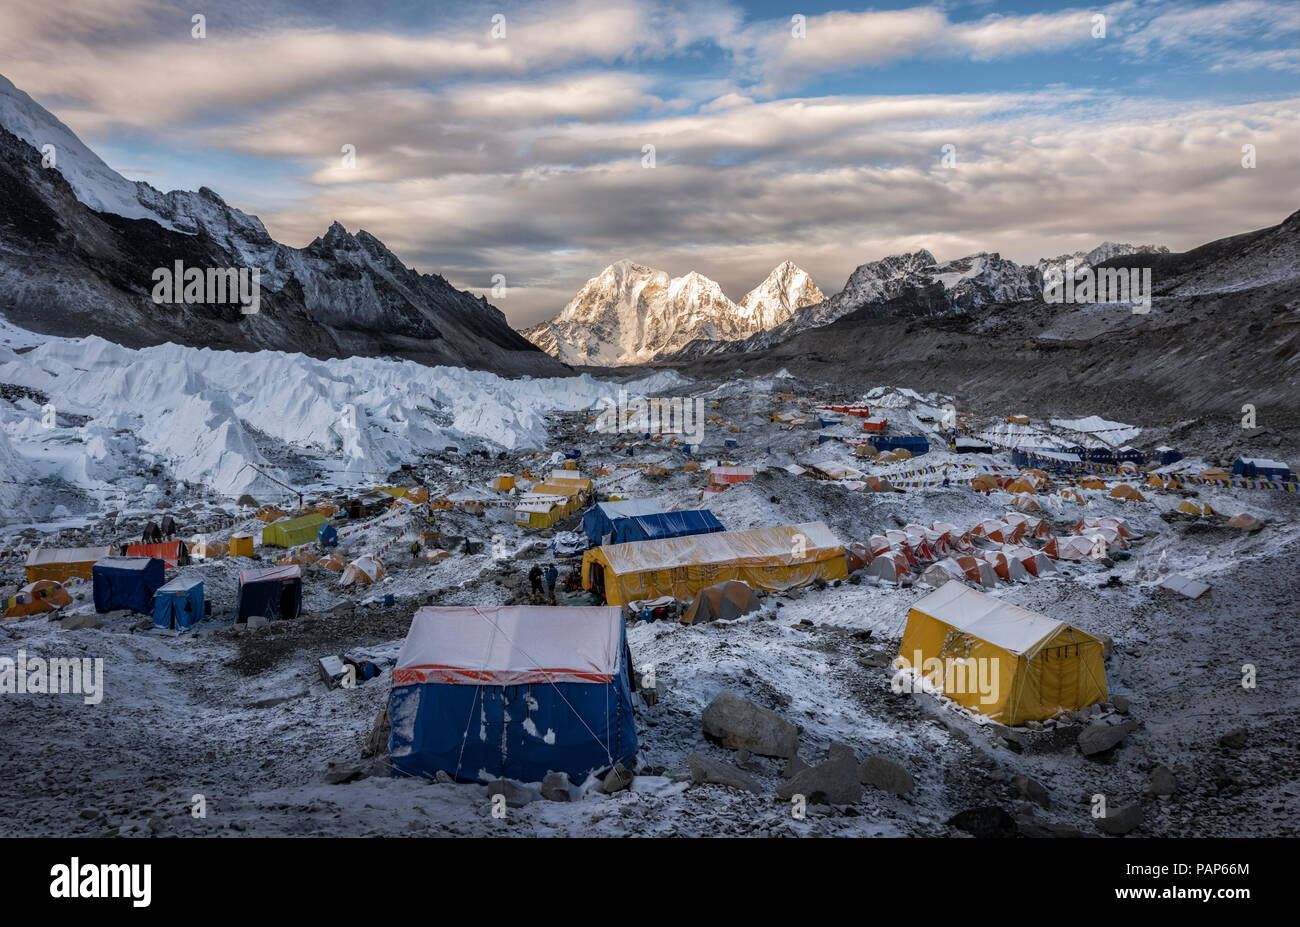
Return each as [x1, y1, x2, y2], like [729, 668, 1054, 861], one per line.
[850, 513, 1138, 588]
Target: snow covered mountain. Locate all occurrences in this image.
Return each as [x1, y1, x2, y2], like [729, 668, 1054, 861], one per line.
[1035, 242, 1171, 284]
[524, 259, 823, 366]
[0, 74, 561, 375]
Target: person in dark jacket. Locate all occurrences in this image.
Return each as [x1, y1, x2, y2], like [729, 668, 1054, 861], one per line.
[545, 564, 558, 604]
[528, 563, 544, 603]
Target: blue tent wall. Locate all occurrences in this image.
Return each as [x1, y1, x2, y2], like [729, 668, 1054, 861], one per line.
[317, 522, 339, 547]
[609, 510, 725, 544]
[152, 578, 204, 630]
[92, 557, 166, 614]
[235, 575, 302, 622]
[388, 626, 638, 783]
[869, 435, 930, 457]
[1232, 458, 1291, 480]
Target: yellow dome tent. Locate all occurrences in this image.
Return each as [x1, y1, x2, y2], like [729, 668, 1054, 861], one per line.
[1108, 484, 1146, 502]
[3, 580, 72, 619]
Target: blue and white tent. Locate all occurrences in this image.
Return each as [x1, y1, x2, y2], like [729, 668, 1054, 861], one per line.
[92, 557, 166, 614]
[152, 576, 205, 630]
[388, 605, 638, 784]
[609, 509, 725, 544]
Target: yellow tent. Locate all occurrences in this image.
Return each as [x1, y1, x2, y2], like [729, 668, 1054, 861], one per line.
[261, 512, 327, 547]
[898, 583, 1108, 725]
[1108, 484, 1146, 502]
[582, 521, 846, 606]
[514, 474, 592, 529]
[1079, 477, 1107, 490]
[491, 474, 515, 491]
[3, 580, 72, 618]
[230, 534, 255, 557]
[191, 536, 227, 559]
[24, 547, 113, 584]
[1176, 500, 1216, 516]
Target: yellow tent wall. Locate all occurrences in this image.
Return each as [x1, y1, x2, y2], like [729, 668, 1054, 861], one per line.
[582, 522, 846, 606]
[898, 583, 1107, 725]
[25, 547, 113, 584]
[261, 512, 327, 548]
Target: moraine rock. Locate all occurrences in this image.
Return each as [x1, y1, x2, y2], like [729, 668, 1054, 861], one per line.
[860, 756, 915, 795]
[1096, 802, 1143, 835]
[686, 753, 762, 793]
[1077, 722, 1130, 756]
[701, 691, 799, 758]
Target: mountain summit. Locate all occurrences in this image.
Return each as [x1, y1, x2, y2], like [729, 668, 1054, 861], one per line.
[524, 260, 823, 366]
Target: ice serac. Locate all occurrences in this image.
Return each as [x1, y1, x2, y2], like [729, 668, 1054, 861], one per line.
[524, 259, 822, 366]
[0, 73, 562, 376]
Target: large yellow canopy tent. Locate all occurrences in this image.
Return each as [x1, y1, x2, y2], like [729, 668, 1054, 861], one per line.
[582, 521, 846, 606]
[898, 582, 1107, 725]
[261, 512, 327, 548]
[25, 547, 113, 584]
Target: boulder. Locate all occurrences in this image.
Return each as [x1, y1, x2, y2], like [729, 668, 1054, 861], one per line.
[860, 756, 915, 795]
[364, 705, 391, 758]
[1147, 765, 1179, 796]
[701, 691, 799, 758]
[324, 762, 366, 785]
[686, 753, 762, 793]
[1011, 775, 1050, 810]
[1077, 722, 1129, 756]
[602, 763, 633, 794]
[782, 755, 811, 780]
[1096, 802, 1142, 835]
[776, 755, 861, 805]
[947, 806, 1017, 838]
[1218, 728, 1247, 750]
[540, 771, 573, 802]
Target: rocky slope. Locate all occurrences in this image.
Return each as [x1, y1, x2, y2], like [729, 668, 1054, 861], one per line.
[0, 75, 561, 376]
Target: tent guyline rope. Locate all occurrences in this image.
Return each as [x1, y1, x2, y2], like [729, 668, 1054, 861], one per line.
[466, 606, 616, 767]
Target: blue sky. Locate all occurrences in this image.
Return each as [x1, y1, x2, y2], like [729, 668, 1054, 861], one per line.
[1, 0, 1297, 322]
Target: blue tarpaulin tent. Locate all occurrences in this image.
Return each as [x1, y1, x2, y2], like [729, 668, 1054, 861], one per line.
[869, 435, 930, 457]
[582, 498, 667, 546]
[93, 557, 166, 614]
[1232, 457, 1292, 480]
[388, 605, 638, 783]
[152, 576, 205, 630]
[609, 509, 725, 544]
[235, 565, 302, 623]
[317, 522, 339, 547]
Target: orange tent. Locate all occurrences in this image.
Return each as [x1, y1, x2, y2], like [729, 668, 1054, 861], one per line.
[1226, 513, 1264, 532]
[971, 473, 999, 493]
[257, 504, 286, 523]
[1079, 477, 1107, 490]
[1005, 478, 1036, 494]
[1108, 484, 1146, 502]
[318, 553, 348, 571]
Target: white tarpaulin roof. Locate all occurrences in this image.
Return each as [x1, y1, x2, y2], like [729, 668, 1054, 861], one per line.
[597, 522, 843, 574]
[592, 498, 668, 520]
[393, 605, 623, 686]
[910, 582, 1065, 654]
[26, 546, 112, 566]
